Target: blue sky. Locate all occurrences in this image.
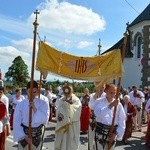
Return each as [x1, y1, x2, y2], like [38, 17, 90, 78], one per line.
[0, 0, 149, 81]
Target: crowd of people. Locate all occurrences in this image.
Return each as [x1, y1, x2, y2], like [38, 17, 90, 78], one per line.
[0, 80, 150, 150]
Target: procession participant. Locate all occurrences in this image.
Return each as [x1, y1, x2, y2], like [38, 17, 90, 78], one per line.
[55, 84, 82, 150]
[93, 84, 126, 150]
[143, 86, 149, 124]
[122, 95, 136, 144]
[80, 88, 90, 104]
[89, 82, 106, 109]
[145, 93, 150, 148]
[0, 86, 10, 150]
[122, 88, 129, 97]
[13, 80, 49, 150]
[80, 88, 91, 133]
[45, 86, 57, 121]
[128, 86, 145, 131]
[57, 84, 63, 98]
[10, 88, 25, 129]
[88, 82, 106, 150]
[0, 99, 7, 150]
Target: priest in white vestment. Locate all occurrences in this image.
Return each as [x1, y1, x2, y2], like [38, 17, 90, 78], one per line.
[55, 84, 82, 150]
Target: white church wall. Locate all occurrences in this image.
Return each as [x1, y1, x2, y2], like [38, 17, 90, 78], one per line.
[121, 22, 146, 88]
[122, 58, 142, 89]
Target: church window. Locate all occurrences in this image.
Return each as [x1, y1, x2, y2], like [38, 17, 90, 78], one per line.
[135, 36, 142, 59]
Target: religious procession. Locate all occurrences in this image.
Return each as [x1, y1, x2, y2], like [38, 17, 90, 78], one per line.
[1, 77, 150, 150]
[1, 2, 150, 150]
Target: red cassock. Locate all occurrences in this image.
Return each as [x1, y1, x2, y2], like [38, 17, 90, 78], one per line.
[0, 102, 6, 121]
[80, 106, 91, 132]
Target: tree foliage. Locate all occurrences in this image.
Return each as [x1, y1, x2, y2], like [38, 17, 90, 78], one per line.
[45, 80, 95, 95]
[5, 56, 30, 87]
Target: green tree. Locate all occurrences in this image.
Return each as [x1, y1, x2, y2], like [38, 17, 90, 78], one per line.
[5, 56, 30, 87]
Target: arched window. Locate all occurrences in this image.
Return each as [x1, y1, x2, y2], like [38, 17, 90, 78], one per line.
[135, 36, 142, 59]
[136, 37, 142, 58]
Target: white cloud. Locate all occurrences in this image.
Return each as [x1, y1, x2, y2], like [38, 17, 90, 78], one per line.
[0, 46, 30, 65]
[57, 39, 72, 49]
[11, 38, 34, 53]
[28, 0, 106, 35]
[0, 0, 107, 81]
[77, 41, 93, 49]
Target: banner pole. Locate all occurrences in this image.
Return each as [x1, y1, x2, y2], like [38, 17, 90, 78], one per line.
[107, 31, 128, 150]
[38, 73, 43, 98]
[28, 10, 39, 150]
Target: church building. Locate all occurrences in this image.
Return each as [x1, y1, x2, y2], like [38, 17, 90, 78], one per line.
[103, 4, 150, 89]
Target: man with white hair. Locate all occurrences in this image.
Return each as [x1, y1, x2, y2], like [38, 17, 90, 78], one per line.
[128, 86, 145, 131]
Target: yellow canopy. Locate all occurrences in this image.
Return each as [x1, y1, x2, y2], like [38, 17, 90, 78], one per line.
[36, 42, 124, 84]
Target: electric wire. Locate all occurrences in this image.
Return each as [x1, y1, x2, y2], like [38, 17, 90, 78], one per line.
[124, 0, 140, 14]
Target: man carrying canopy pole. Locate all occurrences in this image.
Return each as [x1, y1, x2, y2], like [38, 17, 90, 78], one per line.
[13, 80, 49, 150]
[107, 31, 128, 150]
[13, 10, 49, 150]
[91, 31, 128, 150]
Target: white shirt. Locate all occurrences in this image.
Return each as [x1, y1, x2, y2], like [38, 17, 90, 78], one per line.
[0, 121, 3, 133]
[94, 97, 126, 141]
[89, 92, 106, 109]
[13, 97, 49, 142]
[128, 91, 145, 107]
[45, 92, 57, 104]
[37, 94, 49, 105]
[11, 94, 25, 109]
[57, 85, 63, 96]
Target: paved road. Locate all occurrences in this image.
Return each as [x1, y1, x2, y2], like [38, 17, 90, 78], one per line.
[6, 121, 149, 150]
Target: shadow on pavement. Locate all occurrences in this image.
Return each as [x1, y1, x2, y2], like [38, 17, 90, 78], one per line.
[44, 134, 55, 143]
[116, 138, 149, 150]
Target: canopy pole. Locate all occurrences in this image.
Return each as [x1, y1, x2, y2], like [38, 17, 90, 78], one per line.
[107, 31, 128, 150]
[38, 73, 43, 98]
[28, 10, 39, 150]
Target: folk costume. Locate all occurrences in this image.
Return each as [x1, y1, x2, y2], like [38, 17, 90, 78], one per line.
[145, 98, 150, 147]
[128, 87, 145, 131]
[94, 97, 126, 150]
[55, 94, 82, 150]
[88, 92, 106, 150]
[123, 95, 136, 143]
[80, 94, 91, 133]
[0, 101, 7, 150]
[0, 89, 10, 150]
[45, 88, 57, 121]
[10, 94, 25, 128]
[13, 97, 49, 150]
